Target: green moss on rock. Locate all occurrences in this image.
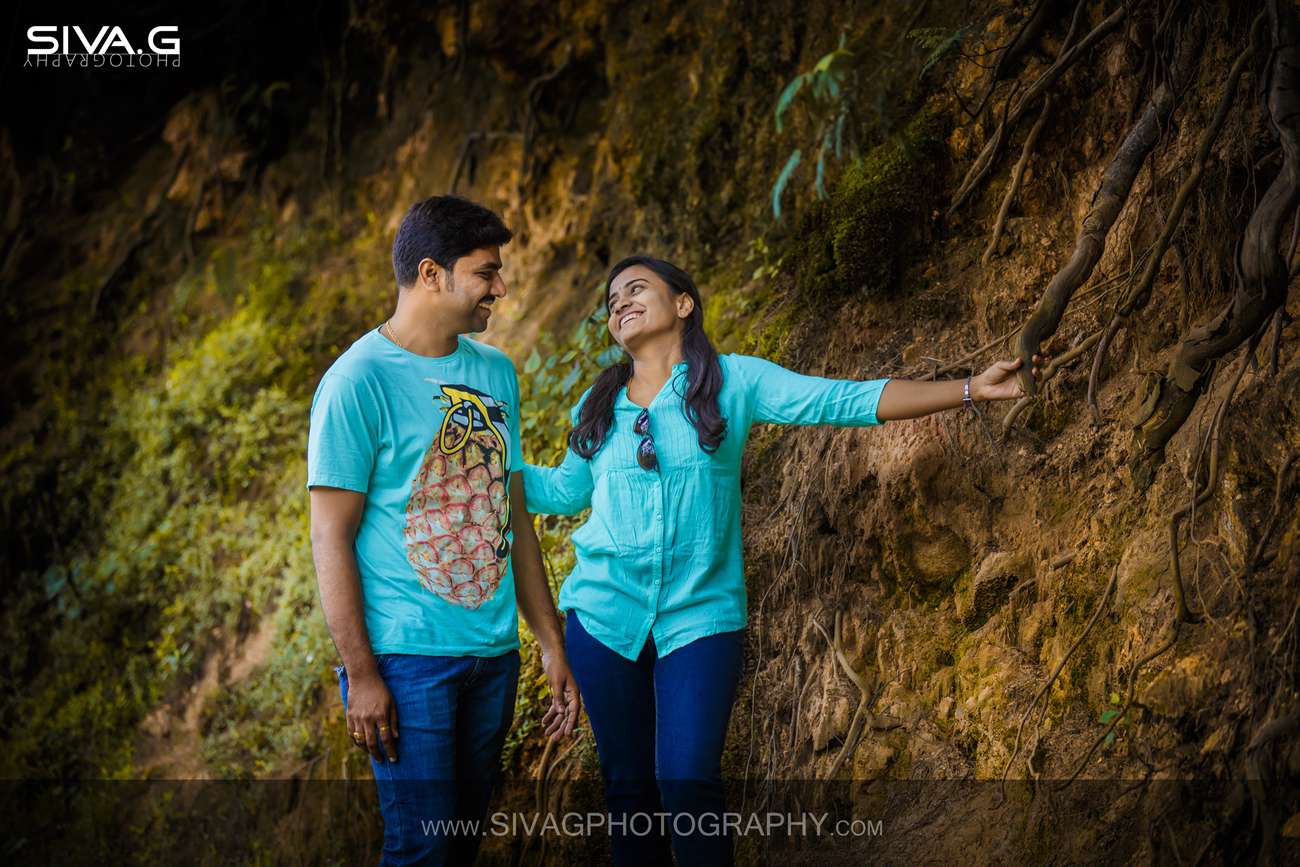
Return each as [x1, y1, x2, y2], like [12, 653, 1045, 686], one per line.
[787, 103, 947, 303]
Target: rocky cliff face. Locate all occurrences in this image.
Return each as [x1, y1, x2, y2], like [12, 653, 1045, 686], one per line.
[3, 0, 1297, 863]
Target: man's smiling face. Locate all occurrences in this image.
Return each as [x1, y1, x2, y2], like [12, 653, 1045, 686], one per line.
[442, 246, 506, 333]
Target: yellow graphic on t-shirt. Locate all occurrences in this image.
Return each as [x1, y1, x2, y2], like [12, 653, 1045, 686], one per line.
[402, 383, 512, 609]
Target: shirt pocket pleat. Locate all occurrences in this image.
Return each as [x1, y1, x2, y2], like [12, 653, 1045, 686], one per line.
[703, 468, 741, 564]
[573, 471, 635, 560]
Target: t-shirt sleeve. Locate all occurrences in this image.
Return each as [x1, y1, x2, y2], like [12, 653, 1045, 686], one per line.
[509, 367, 524, 478]
[306, 371, 381, 492]
[735, 354, 891, 427]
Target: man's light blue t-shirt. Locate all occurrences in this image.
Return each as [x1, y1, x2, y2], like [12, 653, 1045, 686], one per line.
[523, 353, 890, 662]
[306, 327, 523, 657]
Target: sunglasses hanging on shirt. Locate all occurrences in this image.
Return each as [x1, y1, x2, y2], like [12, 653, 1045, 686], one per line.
[634, 408, 658, 471]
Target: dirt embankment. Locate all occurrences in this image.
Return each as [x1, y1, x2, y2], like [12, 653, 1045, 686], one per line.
[4, 0, 1298, 863]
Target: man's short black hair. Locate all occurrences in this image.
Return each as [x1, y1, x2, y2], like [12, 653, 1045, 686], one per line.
[391, 195, 513, 289]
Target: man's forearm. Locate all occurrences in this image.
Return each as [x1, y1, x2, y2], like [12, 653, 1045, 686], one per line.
[312, 535, 380, 678]
[511, 524, 565, 655]
[875, 378, 968, 421]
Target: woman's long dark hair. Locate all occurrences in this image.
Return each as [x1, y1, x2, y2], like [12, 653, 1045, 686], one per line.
[569, 255, 726, 459]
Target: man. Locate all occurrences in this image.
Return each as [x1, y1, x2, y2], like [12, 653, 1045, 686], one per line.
[307, 194, 579, 866]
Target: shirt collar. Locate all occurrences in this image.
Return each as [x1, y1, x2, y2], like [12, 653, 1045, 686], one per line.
[616, 361, 688, 408]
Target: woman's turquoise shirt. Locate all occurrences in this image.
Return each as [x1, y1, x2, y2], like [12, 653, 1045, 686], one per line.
[523, 353, 890, 661]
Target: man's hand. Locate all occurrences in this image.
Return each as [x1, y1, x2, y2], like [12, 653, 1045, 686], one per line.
[310, 485, 396, 762]
[972, 353, 1049, 401]
[344, 668, 401, 763]
[539, 647, 581, 740]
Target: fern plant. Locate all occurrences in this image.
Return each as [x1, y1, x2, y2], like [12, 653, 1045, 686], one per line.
[769, 19, 980, 221]
[771, 32, 856, 219]
[906, 24, 979, 79]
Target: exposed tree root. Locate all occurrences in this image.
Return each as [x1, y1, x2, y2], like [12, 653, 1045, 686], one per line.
[1166, 344, 1252, 623]
[1267, 306, 1289, 375]
[812, 612, 897, 780]
[1250, 452, 1296, 649]
[1015, 20, 1205, 396]
[1088, 11, 1266, 422]
[1131, 0, 1300, 486]
[1246, 712, 1299, 753]
[992, 250, 1147, 434]
[1001, 327, 1103, 435]
[449, 130, 524, 193]
[948, 1, 1124, 218]
[517, 46, 574, 204]
[1059, 343, 1271, 790]
[906, 262, 1136, 383]
[982, 94, 1053, 267]
[1056, 620, 1181, 787]
[999, 564, 1117, 799]
[969, 0, 1058, 120]
[448, 51, 575, 203]
[519, 731, 586, 867]
[790, 655, 812, 753]
[1173, 238, 1194, 331]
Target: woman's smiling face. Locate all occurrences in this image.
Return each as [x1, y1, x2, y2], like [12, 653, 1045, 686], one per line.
[606, 264, 692, 349]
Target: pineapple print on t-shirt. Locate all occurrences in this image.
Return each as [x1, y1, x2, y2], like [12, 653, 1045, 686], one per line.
[403, 382, 512, 609]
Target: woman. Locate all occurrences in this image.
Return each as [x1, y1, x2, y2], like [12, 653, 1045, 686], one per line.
[526, 255, 1044, 866]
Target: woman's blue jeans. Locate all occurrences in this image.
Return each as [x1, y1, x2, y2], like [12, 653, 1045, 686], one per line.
[336, 650, 520, 866]
[565, 610, 745, 867]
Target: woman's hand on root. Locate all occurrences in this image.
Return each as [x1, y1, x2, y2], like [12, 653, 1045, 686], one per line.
[972, 353, 1048, 401]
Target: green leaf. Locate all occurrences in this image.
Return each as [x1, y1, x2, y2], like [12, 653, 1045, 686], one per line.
[1104, 732, 1116, 748]
[524, 350, 541, 374]
[262, 81, 289, 110]
[559, 365, 581, 393]
[827, 72, 841, 101]
[43, 566, 66, 600]
[906, 27, 950, 50]
[811, 74, 826, 101]
[815, 127, 834, 199]
[772, 149, 802, 219]
[775, 74, 805, 134]
[1099, 708, 1120, 724]
[813, 47, 852, 74]
[1109, 692, 1121, 705]
[918, 24, 977, 78]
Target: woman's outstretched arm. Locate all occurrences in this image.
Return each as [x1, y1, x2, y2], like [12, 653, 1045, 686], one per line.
[738, 354, 1046, 426]
[874, 355, 1046, 421]
[739, 354, 892, 426]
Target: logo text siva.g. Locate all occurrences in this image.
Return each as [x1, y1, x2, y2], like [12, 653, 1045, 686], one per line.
[27, 26, 180, 56]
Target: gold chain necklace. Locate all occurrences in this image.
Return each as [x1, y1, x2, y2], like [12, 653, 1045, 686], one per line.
[384, 318, 406, 352]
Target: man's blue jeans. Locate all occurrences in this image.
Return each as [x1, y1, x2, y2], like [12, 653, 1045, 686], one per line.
[336, 650, 520, 866]
[564, 610, 745, 867]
